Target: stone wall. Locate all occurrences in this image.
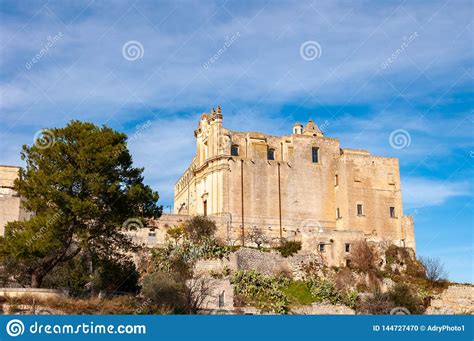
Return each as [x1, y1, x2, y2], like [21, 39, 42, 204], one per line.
[426, 285, 474, 315]
[293, 303, 355, 315]
[195, 279, 234, 313]
[233, 248, 312, 278]
[195, 247, 315, 279]
[0, 288, 68, 300]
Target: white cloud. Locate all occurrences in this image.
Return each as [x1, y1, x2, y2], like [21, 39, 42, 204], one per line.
[402, 177, 471, 208]
[0, 0, 472, 129]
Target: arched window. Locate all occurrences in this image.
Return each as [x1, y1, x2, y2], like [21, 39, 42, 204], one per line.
[267, 148, 275, 160]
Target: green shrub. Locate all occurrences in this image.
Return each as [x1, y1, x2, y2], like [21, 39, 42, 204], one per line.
[388, 283, 425, 314]
[231, 270, 290, 314]
[275, 240, 302, 257]
[184, 216, 217, 243]
[141, 271, 186, 313]
[42, 254, 140, 297]
[282, 281, 315, 305]
[309, 277, 343, 305]
[342, 289, 360, 309]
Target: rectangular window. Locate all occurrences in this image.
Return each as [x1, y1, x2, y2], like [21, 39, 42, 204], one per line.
[334, 174, 339, 186]
[346, 259, 351, 267]
[336, 208, 341, 219]
[267, 148, 275, 160]
[203, 200, 207, 216]
[354, 169, 361, 182]
[357, 204, 363, 216]
[388, 173, 395, 185]
[231, 145, 239, 156]
[345, 243, 350, 253]
[312, 147, 319, 163]
[319, 243, 325, 252]
[390, 206, 396, 218]
[218, 291, 225, 308]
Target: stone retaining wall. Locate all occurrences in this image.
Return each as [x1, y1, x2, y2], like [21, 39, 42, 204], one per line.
[195, 247, 315, 279]
[426, 285, 474, 315]
[0, 288, 68, 300]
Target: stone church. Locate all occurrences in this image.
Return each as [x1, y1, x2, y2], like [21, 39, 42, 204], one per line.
[172, 107, 415, 264]
[0, 107, 416, 267]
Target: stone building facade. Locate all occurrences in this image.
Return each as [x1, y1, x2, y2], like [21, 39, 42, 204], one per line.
[174, 107, 415, 265]
[0, 165, 31, 236]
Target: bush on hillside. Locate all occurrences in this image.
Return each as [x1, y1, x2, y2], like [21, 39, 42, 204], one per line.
[184, 216, 217, 243]
[349, 240, 378, 273]
[275, 240, 302, 257]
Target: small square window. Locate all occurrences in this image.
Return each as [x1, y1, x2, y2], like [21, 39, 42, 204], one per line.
[312, 147, 319, 163]
[357, 204, 363, 216]
[319, 243, 325, 252]
[390, 206, 396, 218]
[345, 243, 350, 253]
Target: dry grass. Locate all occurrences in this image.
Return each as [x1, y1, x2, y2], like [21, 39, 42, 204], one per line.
[333, 267, 354, 292]
[4, 295, 148, 315]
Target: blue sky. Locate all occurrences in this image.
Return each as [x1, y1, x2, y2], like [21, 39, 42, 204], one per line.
[0, 1, 472, 283]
